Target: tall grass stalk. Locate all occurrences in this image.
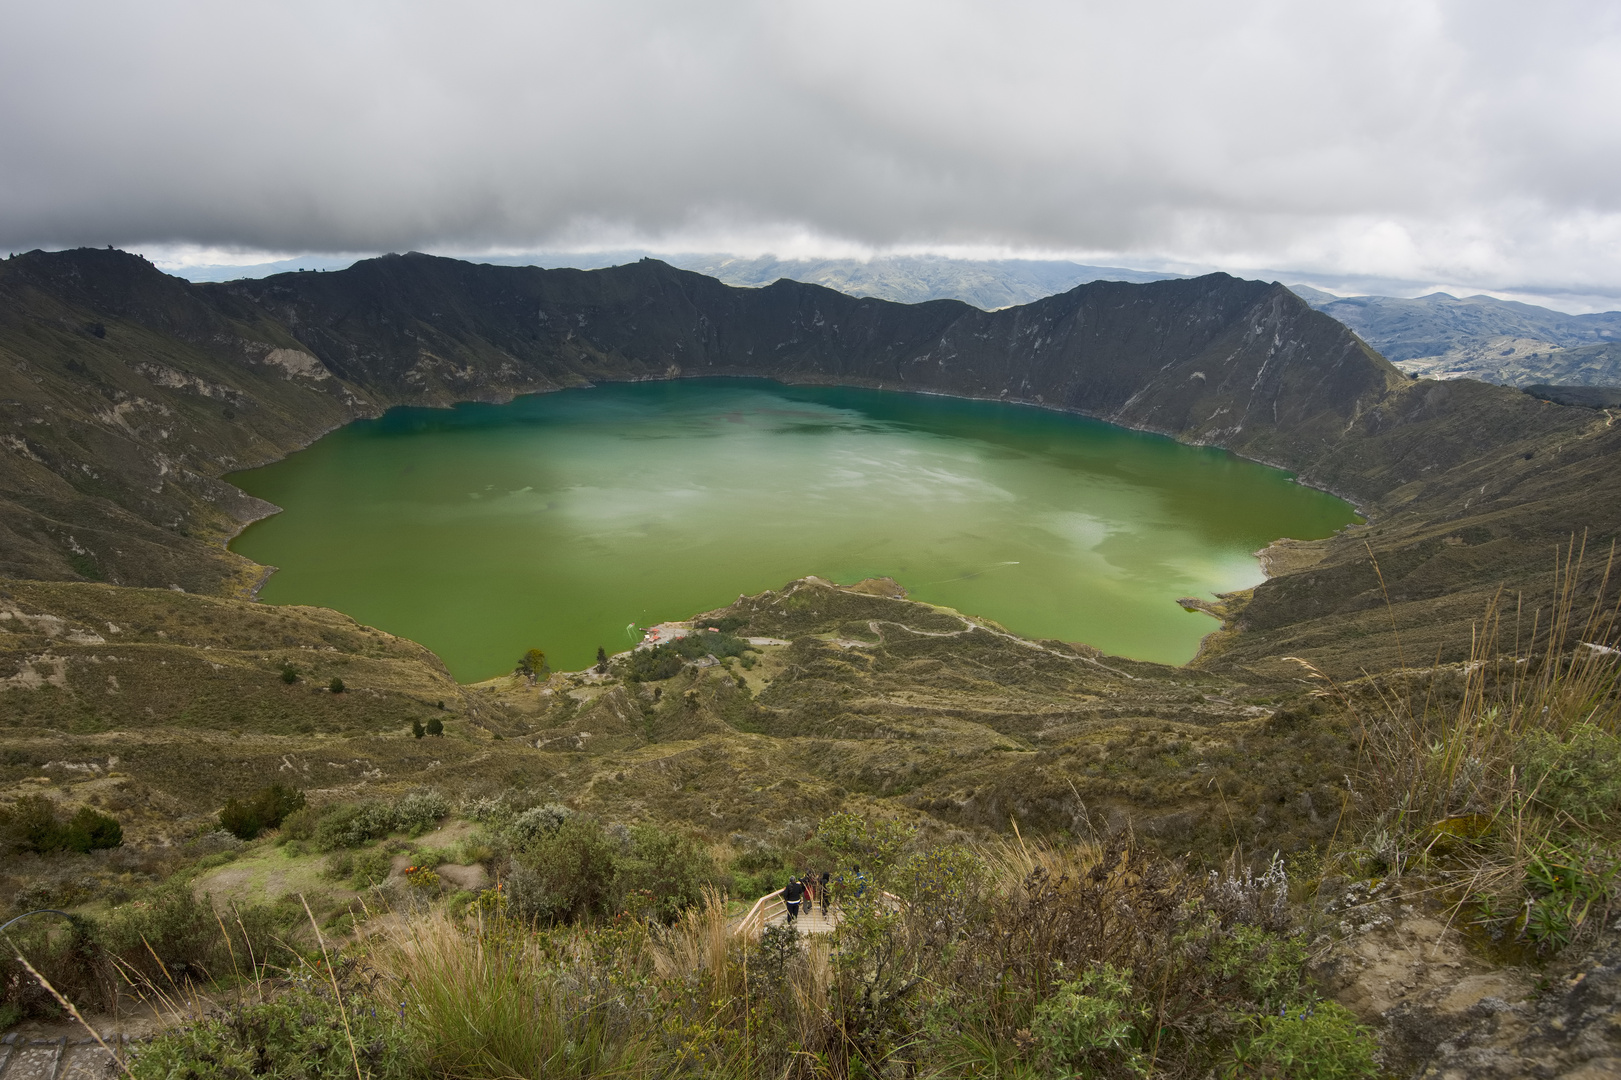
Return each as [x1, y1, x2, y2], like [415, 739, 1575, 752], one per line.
[1311, 537, 1621, 948]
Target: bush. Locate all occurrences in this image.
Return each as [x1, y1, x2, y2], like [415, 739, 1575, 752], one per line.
[1519, 722, 1621, 823]
[394, 789, 449, 836]
[816, 810, 916, 885]
[351, 847, 396, 890]
[329, 676, 345, 693]
[1208, 924, 1310, 1012]
[315, 802, 397, 851]
[0, 913, 111, 1021]
[425, 716, 444, 737]
[505, 817, 621, 924]
[100, 883, 302, 987]
[218, 783, 306, 841]
[508, 803, 573, 847]
[1032, 963, 1150, 1078]
[1223, 1001, 1379, 1079]
[615, 824, 717, 923]
[277, 804, 322, 844]
[619, 646, 686, 682]
[128, 983, 423, 1080]
[0, 795, 121, 854]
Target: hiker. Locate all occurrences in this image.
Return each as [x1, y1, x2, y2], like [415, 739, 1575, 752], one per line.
[819, 870, 831, 916]
[802, 870, 817, 912]
[783, 875, 807, 924]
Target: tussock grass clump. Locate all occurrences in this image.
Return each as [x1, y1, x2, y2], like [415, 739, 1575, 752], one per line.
[1319, 538, 1621, 953]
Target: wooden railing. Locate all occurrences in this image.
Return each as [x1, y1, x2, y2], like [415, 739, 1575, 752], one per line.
[736, 888, 784, 939]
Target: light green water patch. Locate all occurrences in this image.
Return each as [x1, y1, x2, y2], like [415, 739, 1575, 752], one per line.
[227, 379, 1358, 681]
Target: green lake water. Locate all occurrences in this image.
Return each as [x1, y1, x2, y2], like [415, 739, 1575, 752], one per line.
[227, 379, 1358, 681]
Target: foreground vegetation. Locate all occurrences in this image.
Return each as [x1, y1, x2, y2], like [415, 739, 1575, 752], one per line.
[1320, 541, 1621, 956]
[8, 815, 1380, 1079]
[2, 560, 1618, 1076]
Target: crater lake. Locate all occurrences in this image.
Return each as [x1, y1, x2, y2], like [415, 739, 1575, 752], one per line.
[227, 379, 1359, 680]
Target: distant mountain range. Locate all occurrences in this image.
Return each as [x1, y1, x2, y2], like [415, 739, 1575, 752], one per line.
[178, 253, 1180, 311]
[1288, 286, 1621, 388]
[170, 254, 1621, 387]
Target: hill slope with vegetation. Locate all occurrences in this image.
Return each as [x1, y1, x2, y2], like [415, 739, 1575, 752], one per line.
[1, 248, 1618, 1074]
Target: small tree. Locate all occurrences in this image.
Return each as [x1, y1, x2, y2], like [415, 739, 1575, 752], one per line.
[426, 716, 444, 737]
[281, 662, 298, 684]
[515, 648, 549, 681]
[595, 646, 608, 673]
[329, 676, 345, 693]
[412, 718, 426, 739]
[219, 783, 306, 841]
[1, 795, 122, 853]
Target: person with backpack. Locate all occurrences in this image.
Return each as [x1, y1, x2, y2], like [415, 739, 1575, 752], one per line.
[783, 875, 807, 925]
[819, 870, 831, 917]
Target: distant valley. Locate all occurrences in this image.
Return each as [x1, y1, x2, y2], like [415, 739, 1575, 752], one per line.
[1289, 284, 1621, 388]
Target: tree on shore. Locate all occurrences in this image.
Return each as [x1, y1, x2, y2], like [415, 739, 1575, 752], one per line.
[595, 646, 608, 673]
[515, 648, 549, 682]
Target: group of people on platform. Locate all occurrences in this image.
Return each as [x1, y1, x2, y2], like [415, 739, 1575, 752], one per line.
[781, 866, 866, 925]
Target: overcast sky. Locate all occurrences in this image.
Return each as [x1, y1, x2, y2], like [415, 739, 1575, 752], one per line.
[3, 1, 1620, 304]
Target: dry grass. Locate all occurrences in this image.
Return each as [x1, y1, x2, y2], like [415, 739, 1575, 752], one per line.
[1311, 537, 1621, 950]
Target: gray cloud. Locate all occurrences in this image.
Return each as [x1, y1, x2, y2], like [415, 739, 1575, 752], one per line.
[3, 0, 1620, 294]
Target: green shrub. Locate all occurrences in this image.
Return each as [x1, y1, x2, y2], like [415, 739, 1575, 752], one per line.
[277, 804, 323, 844]
[99, 883, 302, 987]
[394, 789, 449, 836]
[351, 847, 396, 890]
[280, 662, 298, 684]
[619, 646, 685, 682]
[1208, 924, 1309, 1012]
[816, 810, 916, 884]
[507, 803, 573, 847]
[218, 783, 306, 841]
[0, 913, 110, 1021]
[59, 805, 123, 852]
[505, 817, 620, 924]
[1519, 722, 1621, 823]
[619, 629, 753, 682]
[1031, 963, 1150, 1078]
[615, 824, 717, 923]
[329, 676, 345, 693]
[0, 795, 121, 854]
[425, 716, 444, 737]
[128, 983, 423, 1080]
[1223, 1001, 1379, 1079]
[315, 801, 397, 851]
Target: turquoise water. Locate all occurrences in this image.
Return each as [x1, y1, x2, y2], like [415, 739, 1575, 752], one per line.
[227, 379, 1358, 681]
